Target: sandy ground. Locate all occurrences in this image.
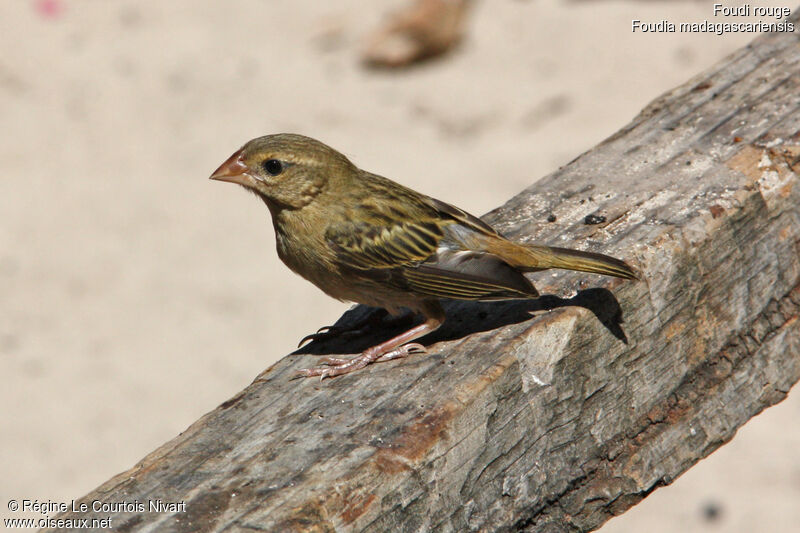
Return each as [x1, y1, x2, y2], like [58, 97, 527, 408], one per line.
[1, 0, 798, 531]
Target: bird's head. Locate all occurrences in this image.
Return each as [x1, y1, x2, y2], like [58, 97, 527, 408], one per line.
[210, 133, 356, 210]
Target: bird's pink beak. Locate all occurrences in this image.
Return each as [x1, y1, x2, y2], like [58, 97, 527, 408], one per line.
[209, 149, 256, 187]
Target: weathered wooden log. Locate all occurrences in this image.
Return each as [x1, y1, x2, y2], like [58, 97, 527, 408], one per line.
[48, 20, 800, 533]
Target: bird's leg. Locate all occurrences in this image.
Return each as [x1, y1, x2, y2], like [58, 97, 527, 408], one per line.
[320, 343, 427, 366]
[296, 301, 444, 379]
[296, 319, 440, 378]
[297, 308, 390, 347]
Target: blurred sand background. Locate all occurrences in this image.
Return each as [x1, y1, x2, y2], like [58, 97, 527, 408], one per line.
[1, 0, 798, 531]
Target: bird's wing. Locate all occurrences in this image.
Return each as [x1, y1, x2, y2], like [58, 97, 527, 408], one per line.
[426, 197, 502, 237]
[325, 216, 443, 272]
[325, 202, 538, 301]
[403, 249, 539, 300]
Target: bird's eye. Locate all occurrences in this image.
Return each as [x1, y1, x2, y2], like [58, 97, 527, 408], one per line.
[262, 159, 283, 176]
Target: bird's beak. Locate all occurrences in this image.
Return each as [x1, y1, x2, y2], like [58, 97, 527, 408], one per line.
[209, 149, 256, 187]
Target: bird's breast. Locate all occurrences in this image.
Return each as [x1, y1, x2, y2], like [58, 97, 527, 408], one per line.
[272, 216, 352, 298]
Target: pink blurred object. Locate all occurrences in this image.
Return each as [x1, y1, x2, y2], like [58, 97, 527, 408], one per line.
[34, 0, 64, 19]
[362, 0, 472, 68]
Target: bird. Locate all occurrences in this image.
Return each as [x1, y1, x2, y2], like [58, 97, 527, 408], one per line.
[210, 134, 637, 379]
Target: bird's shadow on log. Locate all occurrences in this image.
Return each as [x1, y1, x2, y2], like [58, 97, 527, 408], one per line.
[294, 288, 627, 356]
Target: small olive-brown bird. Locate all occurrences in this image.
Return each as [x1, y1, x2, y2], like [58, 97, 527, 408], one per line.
[211, 134, 636, 378]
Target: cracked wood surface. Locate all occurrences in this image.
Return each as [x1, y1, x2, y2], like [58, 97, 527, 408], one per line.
[47, 21, 800, 533]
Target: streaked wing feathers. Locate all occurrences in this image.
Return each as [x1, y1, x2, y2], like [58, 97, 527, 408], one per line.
[326, 219, 443, 271]
[405, 250, 539, 300]
[428, 198, 501, 237]
[326, 191, 538, 301]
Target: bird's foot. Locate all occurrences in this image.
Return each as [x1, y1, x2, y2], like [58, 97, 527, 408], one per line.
[295, 343, 427, 380]
[297, 309, 390, 347]
[298, 325, 364, 347]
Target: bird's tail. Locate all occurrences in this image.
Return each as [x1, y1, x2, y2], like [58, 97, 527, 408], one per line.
[513, 244, 638, 280]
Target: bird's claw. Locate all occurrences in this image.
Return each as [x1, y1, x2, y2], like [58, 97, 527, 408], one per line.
[376, 343, 426, 362]
[292, 367, 334, 381]
[297, 326, 335, 347]
[297, 324, 371, 348]
[297, 310, 393, 348]
[405, 343, 426, 354]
